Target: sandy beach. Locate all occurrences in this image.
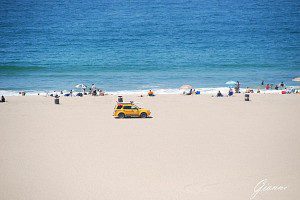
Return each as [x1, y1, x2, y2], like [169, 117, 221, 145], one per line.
[0, 94, 299, 200]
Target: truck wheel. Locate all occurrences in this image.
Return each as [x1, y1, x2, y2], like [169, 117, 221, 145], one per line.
[140, 112, 147, 118]
[118, 113, 125, 118]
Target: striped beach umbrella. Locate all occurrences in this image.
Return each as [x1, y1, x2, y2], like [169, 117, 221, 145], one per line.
[180, 85, 193, 90]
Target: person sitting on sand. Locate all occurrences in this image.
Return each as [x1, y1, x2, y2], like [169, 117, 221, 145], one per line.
[99, 89, 104, 96]
[77, 93, 83, 97]
[228, 88, 234, 96]
[148, 90, 155, 96]
[257, 88, 261, 93]
[185, 89, 193, 95]
[245, 87, 250, 93]
[216, 91, 223, 97]
[1, 95, 5, 102]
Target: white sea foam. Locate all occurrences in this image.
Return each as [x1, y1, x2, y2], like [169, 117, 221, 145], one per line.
[108, 88, 181, 95]
[105, 87, 294, 95]
[1, 86, 299, 96]
[0, 90, 19, 96]
[0, 90, 49, 96]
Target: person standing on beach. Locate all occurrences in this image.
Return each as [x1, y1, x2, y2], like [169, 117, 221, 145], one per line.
[91, 84, 96, 91]
[235, 81, 240, 93]
[91, 84, 97, 96]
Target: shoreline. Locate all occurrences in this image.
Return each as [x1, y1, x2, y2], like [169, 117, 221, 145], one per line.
[1, 86, 299, 97]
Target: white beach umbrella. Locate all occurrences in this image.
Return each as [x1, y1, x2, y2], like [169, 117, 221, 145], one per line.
[292, 77, 300, 82]
[180, 85, 193, 90]
[75, 84, 87, 89]
[225, 80, 237, 85]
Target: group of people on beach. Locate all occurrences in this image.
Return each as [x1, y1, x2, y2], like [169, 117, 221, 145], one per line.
[212, 80, 299, 97]
[3, 80, 299, 101]
[47, 83, 105, 98]
[262, 81, 285, 90]
[215, 88, 234, 97]
[77, 83, 105, 96]
[183, 89, 201, 95]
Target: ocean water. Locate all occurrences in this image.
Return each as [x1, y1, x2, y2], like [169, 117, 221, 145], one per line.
[0, 0, 299, 95]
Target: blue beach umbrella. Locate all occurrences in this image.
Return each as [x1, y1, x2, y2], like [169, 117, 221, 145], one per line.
[225, 81, 237, 85]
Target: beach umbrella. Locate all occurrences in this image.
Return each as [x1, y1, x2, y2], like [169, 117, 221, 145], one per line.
[225, 81, 237, 85]
[75, 84, 87, 89]
[292, 77, 300, 82]
[180, 85, 193, 90]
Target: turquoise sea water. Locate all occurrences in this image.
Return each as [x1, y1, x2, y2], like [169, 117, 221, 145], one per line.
[0, 0, 299, 94]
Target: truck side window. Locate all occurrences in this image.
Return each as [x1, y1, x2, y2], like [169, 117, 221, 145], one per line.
[123, 106, 132, 109]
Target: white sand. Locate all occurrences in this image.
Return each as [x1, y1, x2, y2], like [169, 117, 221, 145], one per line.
[0, 94, 299, 200]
